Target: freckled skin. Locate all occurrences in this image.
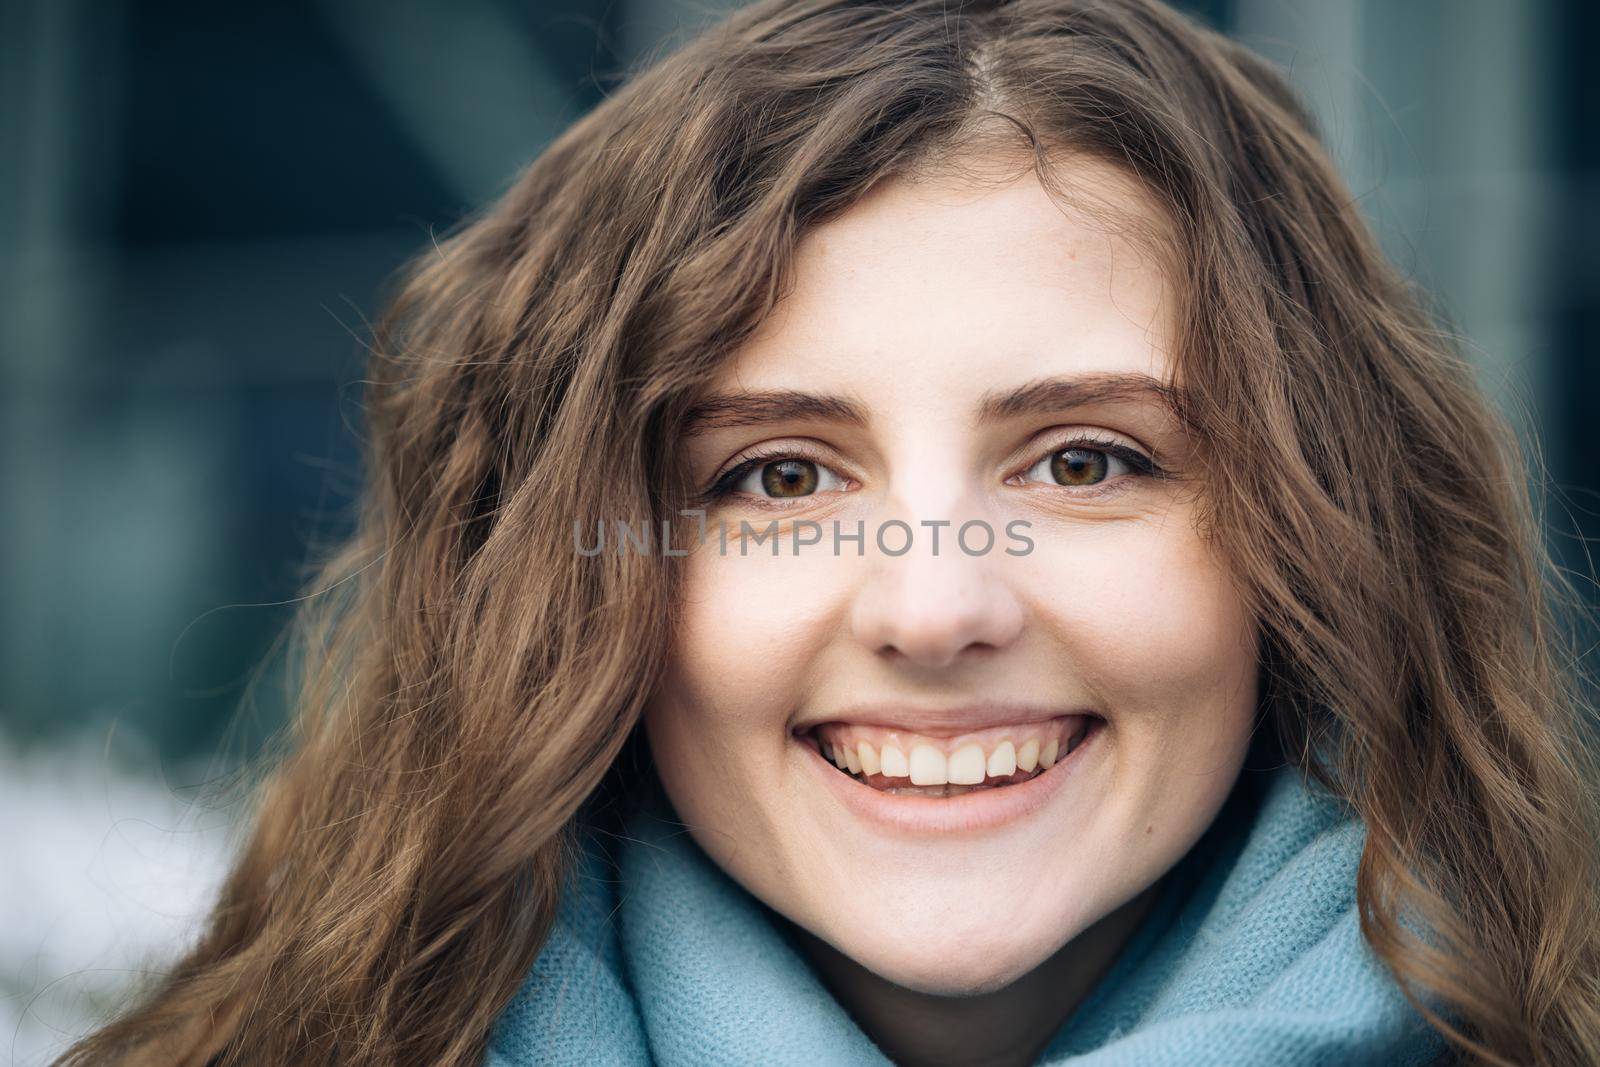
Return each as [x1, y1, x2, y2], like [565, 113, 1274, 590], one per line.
[644, 160, 1258, 1035]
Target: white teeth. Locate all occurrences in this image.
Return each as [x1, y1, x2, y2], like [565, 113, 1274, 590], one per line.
[908, 744, 948, 786]
[986, 741, 1017, 778]
[880, 744, 909, 777]
[857, 742, 880, 776]
[947, 744, 986, 785]
[819, 726, 1081, 784]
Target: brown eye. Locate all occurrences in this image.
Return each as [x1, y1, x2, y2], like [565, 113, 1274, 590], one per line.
[761, 459, 819, 497]
[1049, 448, 1108, 486]
[710, 451, 847, 503]
[1017, 439, 1153, 491]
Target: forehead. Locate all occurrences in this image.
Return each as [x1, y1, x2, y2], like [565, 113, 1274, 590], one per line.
[713, 157, 1180, 409]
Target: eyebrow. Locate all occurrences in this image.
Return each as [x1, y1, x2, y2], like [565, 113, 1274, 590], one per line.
[681, 389, 870, 436]
[977, 372, 1186, 424]
[680, 372, 1185, 436]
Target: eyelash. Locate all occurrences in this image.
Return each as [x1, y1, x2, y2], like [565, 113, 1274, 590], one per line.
[698, 434, 1164, 507]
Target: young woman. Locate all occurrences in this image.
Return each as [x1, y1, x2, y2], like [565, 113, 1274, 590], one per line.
[60, 0, 1600, 1064]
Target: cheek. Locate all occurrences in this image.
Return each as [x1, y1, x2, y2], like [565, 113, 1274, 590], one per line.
[1108, 538, 1249, 709]
[666, 546, 841, 722]
[1024, 511, 1258, 794]
[1032, 508, 1252, 692]
[643, 545, 843, 823]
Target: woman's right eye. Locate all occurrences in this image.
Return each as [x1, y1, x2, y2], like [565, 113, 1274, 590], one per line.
[709, 455, 849, 503]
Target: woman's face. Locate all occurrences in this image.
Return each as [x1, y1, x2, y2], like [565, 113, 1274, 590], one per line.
[644, 158, 1259, 996]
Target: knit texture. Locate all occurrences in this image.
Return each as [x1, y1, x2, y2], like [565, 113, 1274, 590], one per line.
[485, 763, 1450, 1065]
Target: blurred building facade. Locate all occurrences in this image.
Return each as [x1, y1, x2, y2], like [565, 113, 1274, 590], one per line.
[1, 0, 1595, 782]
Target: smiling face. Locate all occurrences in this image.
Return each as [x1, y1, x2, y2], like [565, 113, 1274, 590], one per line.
[643, 156, 1260, 997]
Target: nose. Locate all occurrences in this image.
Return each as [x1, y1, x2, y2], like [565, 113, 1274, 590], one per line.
[848, 521, 1027, 670]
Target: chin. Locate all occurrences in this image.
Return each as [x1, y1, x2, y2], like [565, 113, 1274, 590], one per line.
[825, 911, 1069, 997]
[864, 951, 1049, 998]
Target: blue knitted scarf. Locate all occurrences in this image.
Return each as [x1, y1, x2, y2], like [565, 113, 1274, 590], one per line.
[485, 762, 1450, 1065]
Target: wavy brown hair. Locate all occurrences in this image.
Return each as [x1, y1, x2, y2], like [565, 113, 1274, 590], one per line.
[58, 0, 1600, 1064]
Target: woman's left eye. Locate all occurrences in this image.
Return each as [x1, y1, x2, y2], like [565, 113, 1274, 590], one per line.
[1016, 440, 1155, 489]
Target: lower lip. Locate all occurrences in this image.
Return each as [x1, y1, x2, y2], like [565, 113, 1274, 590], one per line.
[798, 718, 1104, 834]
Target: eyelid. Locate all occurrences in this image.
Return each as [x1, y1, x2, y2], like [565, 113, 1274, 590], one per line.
[706, 440, 854, 501]
[1009, 430, 1164, 491]
[710, 439, 843, 484]
[1019, 429, 1155, 471]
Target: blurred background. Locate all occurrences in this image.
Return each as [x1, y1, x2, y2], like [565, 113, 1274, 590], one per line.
[3, 0, 1597, 1061]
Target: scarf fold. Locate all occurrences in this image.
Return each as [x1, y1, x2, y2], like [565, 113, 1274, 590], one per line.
[486, 763, 1449, 1066]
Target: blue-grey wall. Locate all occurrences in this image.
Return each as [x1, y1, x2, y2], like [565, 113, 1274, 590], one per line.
[3, 0, 1595, 765]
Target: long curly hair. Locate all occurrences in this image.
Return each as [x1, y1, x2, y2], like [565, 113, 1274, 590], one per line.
[58, 1, 1600, 1064]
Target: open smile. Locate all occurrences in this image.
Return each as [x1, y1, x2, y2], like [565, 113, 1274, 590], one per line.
[795, 713, 1105, 832]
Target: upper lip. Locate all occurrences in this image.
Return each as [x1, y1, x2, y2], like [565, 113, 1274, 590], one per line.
[792, 700, 1099, 738]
